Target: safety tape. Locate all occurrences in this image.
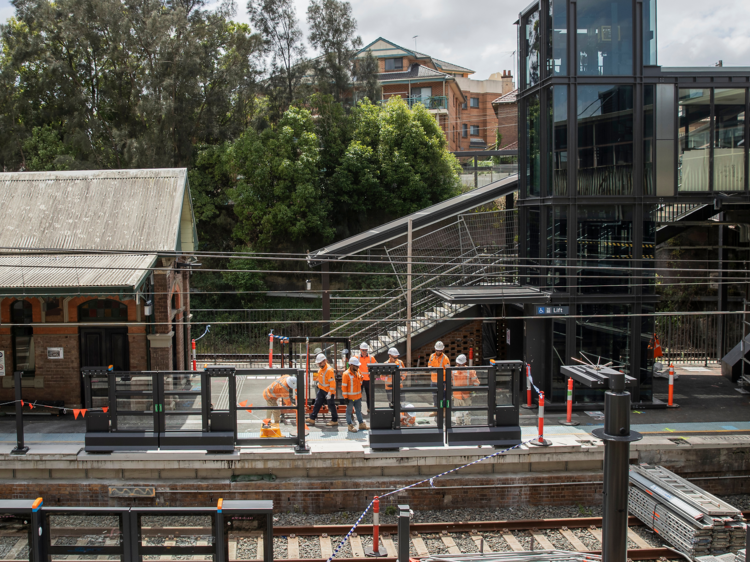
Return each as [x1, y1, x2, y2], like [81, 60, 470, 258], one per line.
[326, 435, 541, 562]
[526, 367, 543, 397]
[194, 325, 211, 342]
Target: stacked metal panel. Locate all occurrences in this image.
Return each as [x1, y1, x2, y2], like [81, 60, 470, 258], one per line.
[629, 464, 746, 559]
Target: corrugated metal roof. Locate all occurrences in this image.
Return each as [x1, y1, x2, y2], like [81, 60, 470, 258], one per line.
[0, 254, 156, 289]
[0, 168, 193, 252]
[492, 89, 518, 105]
[378, 64, 451, 81]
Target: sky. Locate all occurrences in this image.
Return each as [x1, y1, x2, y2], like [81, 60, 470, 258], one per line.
[2, 0, 750, 81]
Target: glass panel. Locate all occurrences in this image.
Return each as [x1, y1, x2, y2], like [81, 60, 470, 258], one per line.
[714, 89, 746, 192]
[549, 85, 568, 195]
[678, 88, 711, 192]
[163, 414, 203, 431]
[116, 415, 154, 431]
[450, 367, 489, 427]
[89, 376, 109, 409]
[165, 373, 201, 390]
[236, 374, 296, 439]
[577, 0, 633, 76]
[495, 373, 513, 406]
[644, 85, 655, 195]
[639, 303, 655, 403]
[643, 205, 657, 296]
[577, 85, 634, 195]
[525, 10, 541, 88]
[526, 209, 541, 287]
[48, 513, 121, 543]
[526, 93, 541, 196]
[209, 377, 229, 410]
[576, 303, 631, 402]
[551, 320, 567, 402]
[140, 514, 213, 547]
[577, 205, 633, 295]
[116, 398, 153, 412]
[78, 299, 128, 322]
[0, 512, 29, 561]
[400, 369, 438, 428]
[548, 0, 567, 76]
[116, 374, 152, 393]
[546, 206, 567, 291]
[642, 0, 657, 66]
[164, 395, 201, 412]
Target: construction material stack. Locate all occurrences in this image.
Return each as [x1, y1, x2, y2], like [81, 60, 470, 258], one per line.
[629, 464, 746, 558]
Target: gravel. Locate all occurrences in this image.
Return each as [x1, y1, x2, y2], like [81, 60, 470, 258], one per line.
[298, 535, 322, 558]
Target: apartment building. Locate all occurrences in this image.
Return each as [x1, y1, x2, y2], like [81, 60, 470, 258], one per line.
[355, 38, 515, 152]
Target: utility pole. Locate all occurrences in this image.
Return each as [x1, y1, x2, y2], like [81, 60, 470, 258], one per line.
[406, 220, 413, 367]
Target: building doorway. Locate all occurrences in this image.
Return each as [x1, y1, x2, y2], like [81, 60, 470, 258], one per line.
[80, 328, 129, 371]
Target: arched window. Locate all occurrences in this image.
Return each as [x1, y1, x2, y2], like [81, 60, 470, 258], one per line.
[78, 299, 128, 321]
[11, 300, 34, 373]
[11, 300, 33, 325]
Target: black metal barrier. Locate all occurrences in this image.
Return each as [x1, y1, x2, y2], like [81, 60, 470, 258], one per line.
[82, 367, 307, 453]
[0, 498, 273, 562]
[369, 361, 522, 450]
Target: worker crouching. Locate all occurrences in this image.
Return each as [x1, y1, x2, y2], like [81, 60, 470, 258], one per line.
[306, 354, 339, 427]
[452, 354, 479, 426]
[342, 357, 368, 432]
[263, 374, 297, 423]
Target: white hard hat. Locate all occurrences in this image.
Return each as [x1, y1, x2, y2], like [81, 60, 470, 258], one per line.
[388, 348, 399, 357]
[434, 341, 445, 351]
[349, 357, 361, 366]
[313, 347, 323, 355]
[360, 342, 370, 351]
[315, 353, 327, 364]
[456, 354, 467, 365]
[286, 376, 297, 390]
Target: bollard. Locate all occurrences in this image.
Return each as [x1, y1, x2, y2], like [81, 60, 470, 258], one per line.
[468, 347, 474, 367]
[365, 496, 387, 557]
[520, 364, 537, 410]
[11, 371, 27, 455]
[667, 363, 679, 408]
[192, 339, 197, 371]
[397, 504, 411, 562]
[530, 391, 551, 446]
[559, 377, 579, 426]
[268, 331, 274, 369]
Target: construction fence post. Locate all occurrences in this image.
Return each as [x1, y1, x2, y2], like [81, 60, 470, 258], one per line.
[397, 505, 411, 562]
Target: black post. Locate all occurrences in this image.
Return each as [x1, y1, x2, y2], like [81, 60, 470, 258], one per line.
[322, 262, 330, 335]
[11, 371, 28, 455]
[592, 372, 642, 562]
[397, 505, 410, 562]
[295, 369, 309, 453]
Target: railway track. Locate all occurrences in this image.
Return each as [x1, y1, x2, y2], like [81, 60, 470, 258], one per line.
[0, 514, 708, 561]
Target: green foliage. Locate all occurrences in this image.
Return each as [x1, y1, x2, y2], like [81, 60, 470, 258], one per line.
[229, 107, 334, 251]
[22, 126, 75, 171]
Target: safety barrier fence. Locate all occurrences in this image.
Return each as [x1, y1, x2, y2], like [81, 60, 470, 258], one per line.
[81, 367, 308, 453]
[0, 499, 273, 562]
[656, 312, 743, 365]
[368, 362, 522, 450]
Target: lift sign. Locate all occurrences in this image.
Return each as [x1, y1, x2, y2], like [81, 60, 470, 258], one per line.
[536, 306, 569, 316]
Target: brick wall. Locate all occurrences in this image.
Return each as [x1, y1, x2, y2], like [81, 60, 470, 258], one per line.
[33, 331, 81, 406]
[129, 332, 148, 371]
[410, 320, 483, 368]
[494, 100, 518, 150]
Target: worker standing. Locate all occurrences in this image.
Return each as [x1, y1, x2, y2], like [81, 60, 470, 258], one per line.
[262, 374, 297, 424]
[342, 357, 368, 432]
[428, 341, 451, 411]
[306, 354, 339, 426]
[452, 354, 479, 426]
[385, 348, 406, 404]
[358, 342, 377, 413]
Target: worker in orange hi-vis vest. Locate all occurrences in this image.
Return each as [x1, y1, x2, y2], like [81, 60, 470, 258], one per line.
[306, 354, 339, 426]
[357, 342, 377, 413]
[452, 354, 480, 426]
[428, 341, 451, 411]
[341, 356, 368, 433]
[384, 347, 406, 404]
[650, 333, 663, 359]
[262, 374, 297, 424]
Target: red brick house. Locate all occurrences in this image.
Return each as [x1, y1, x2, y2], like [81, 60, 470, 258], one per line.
[492, 88, 519, 150]
[355, 38, 515, 151]
[0, 168, 198, 407]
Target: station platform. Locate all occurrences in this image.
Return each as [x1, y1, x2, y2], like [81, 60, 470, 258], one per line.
[0, 365, 747, 513]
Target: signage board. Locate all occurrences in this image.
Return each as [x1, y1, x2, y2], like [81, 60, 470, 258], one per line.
[535, 306, 569, 316]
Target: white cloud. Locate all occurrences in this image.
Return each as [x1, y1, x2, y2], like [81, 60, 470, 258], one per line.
[2, 0, 750, 78]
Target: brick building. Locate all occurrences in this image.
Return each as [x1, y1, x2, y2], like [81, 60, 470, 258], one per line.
[491, 88, 519, 150]
[355, 38, 515, 151]
[0, 169, 198, 407]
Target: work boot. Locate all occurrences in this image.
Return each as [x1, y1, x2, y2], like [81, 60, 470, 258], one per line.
[348, 424, 357, 433]
[326, 420, 338, 427]
[305, 417, 315, 425]
[359, 422, 369, 430]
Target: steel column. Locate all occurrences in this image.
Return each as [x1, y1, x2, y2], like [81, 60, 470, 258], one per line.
[11, 371, 27, 455]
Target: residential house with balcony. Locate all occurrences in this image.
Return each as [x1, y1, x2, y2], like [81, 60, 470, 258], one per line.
[355, 38, 515, 151]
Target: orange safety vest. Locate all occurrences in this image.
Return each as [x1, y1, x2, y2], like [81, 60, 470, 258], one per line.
[316, 364, 336, 394]
[341, 368, 363, 400]
[358, 354, 377, 381]
[429, 352, 451, 383]
[650, 334, 663, 359]
[452, 369, 480, 399]
[263, 375, 294, 401]
[384, 358, 406, 390]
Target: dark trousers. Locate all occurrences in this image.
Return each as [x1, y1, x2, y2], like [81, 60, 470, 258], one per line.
[310, 388, 338, 421]
[362, 380, 370, 411]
